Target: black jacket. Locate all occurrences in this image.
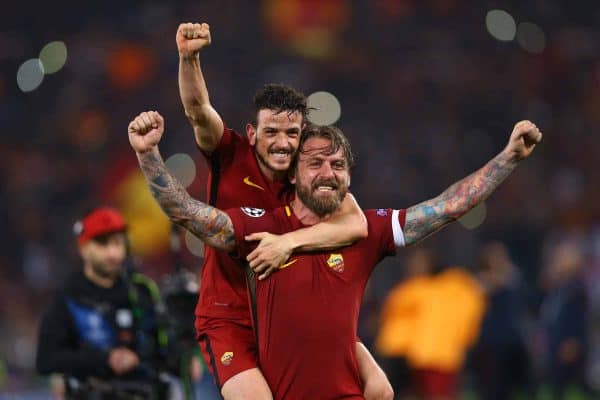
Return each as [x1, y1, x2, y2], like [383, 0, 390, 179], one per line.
[36, 268, 166, 381]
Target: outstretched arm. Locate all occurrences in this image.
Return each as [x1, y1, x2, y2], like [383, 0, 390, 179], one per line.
[129, 111, 235, 252]
[404, 120, 542, 246]
[177, 22, 224, 152]
[245, 193, 368, 280]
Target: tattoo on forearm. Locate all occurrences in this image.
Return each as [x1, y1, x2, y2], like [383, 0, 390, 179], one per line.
[138, 151, 235, 251]
[404, 152, 517, 245]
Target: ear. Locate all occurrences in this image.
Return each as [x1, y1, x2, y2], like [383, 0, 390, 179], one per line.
[246, 123, 257, 146]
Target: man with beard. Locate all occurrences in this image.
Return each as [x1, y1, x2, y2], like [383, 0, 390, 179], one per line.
[36, 207, 168, 399]
[129, 110, 542, 399]
[177, 22, 392, 400]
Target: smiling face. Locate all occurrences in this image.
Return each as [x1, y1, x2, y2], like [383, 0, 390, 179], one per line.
[291, 136, 351, 217]
[247, 109, 303, 180]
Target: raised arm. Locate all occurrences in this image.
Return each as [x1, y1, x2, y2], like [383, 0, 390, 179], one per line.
[177, 22, 224, 152]
[403, 120, 543, 246]
[245, 193, 367, 279]
[128, 111, 235, 252]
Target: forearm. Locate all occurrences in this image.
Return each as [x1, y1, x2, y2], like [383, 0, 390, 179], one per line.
[137, 147, 235, 251]
[287, 193, 367, 251]
[404, 151, 518, 245]
[178, 56, 223, 148]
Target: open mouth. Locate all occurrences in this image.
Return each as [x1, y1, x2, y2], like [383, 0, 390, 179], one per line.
[269, 150, 291, 159]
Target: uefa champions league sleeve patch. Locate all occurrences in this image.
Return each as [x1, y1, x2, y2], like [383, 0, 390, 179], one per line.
[241, 207, 266, 218]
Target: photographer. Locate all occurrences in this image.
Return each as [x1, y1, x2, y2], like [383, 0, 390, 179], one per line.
[36, 207, 168, 399]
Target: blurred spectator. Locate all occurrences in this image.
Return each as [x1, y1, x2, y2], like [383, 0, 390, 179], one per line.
[540, 240, 590, 398]
[376, 248, 485, 400]
[470, 241, 532, 400]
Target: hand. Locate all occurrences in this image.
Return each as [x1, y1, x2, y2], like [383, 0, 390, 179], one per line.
[128, 111, 164, 153]
[245, 232, 294, 280]
[108, 347, 140, 375]
[177, 22, 211, 59]
[503, 120, 543, 161]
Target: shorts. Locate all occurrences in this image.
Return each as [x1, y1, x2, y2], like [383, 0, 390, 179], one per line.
[197, 317, 259, 389]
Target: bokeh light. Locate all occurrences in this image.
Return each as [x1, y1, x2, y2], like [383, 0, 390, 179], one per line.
[458, 202, 487, 230]
[485, 10, 516, 42]
[39, 41, 68, 74]
[517, 22, 546, 54]
[185, 230, 205, 258]
[165, 153, 197, 188]
[307, 91, 342, 125]
[16, 58, 44, 92]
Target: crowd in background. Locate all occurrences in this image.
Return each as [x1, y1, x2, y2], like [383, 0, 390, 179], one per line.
[1, 0, 598, 398]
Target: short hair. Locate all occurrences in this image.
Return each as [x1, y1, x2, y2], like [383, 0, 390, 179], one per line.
[252, 83, 308, 124]
[291, 124, 355, 172]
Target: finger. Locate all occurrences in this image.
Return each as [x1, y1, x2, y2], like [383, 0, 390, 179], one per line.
[246, 250, 258, 263]
[259, 266, 277, 281]
[245, 232, 267, 242]
[248, 256, 261, 269]
[141, 112, 153, 129]
[252, 262, 267, 274]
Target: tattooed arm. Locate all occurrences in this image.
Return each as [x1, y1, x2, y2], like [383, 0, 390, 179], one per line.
[128, 111, 235, 252]
[404, 120, 543, 246]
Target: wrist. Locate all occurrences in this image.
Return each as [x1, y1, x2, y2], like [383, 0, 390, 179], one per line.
[282, 231, 301, 251]
[179, 52, 200, 62]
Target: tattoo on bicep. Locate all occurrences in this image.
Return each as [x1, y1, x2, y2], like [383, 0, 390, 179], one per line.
[403, 153, 516, 245]
[139, 151, 235, 250]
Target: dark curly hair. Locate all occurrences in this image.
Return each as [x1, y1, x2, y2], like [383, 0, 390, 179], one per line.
[290, 124, 355, 173]
[252, 83, 308, 125]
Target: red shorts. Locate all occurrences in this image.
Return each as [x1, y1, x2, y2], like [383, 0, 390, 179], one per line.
[197, 317, 259, 388]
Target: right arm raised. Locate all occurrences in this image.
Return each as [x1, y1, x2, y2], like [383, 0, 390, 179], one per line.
[177, 22, 224, 152]
[129, 111, 235, 252]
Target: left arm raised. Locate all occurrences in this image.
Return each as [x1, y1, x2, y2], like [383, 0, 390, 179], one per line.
[403, 120, 542, 246]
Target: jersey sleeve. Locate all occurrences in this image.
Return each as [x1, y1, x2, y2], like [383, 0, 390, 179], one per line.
[365, 208, 407, 257]
[225, 207, 275, 260]
[199, 125, 247, 171]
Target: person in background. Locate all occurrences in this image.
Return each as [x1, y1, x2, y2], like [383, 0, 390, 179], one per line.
[470, 241, 532, 400]
[376, 247, 486, 400]
[540, 240, 589, 398]
[36, 207, 168, 399]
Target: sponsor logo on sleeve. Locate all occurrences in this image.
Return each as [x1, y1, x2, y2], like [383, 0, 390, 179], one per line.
[327, 253, 345, 273]
[241, 207, 266, 218]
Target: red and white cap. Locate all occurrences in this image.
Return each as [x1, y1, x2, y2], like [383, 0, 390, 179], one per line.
[73, 207, 127, 245]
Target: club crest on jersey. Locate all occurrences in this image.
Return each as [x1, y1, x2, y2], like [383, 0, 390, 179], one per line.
[221, 351, 234, 366]
[241, 207, 266, 218]
[376, 208, 388, 217]
[327, 253, 345, 273]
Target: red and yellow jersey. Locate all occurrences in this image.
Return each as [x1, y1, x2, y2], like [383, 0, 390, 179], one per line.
[195, 127, 292, 329]
[226, 207, 406, 400]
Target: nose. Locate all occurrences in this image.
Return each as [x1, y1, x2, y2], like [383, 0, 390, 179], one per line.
[274, 132, 290, 149]
[318, 162, 335, 178]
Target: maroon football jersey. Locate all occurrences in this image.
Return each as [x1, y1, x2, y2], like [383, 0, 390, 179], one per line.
[227, 207, 406, 400]
[195, 127, 292, 329]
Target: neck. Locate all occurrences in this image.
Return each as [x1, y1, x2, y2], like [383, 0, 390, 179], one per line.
[255, 154, 287, 182]
[290, 197, 329, 226]
[84, 264, 117, 288]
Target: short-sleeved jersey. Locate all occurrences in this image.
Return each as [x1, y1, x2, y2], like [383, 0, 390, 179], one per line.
[195, 127, 292, 329]
[226, 207, 406, 400]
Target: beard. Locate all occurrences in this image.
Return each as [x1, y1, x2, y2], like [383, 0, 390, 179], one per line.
[295, 177, 348, 217]
[90, 259, 120, 280]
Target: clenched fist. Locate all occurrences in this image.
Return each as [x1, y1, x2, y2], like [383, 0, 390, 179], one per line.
[504, 120, 543, 161]
[128, 111, 164, 153]
[177, 22, 211, 58]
